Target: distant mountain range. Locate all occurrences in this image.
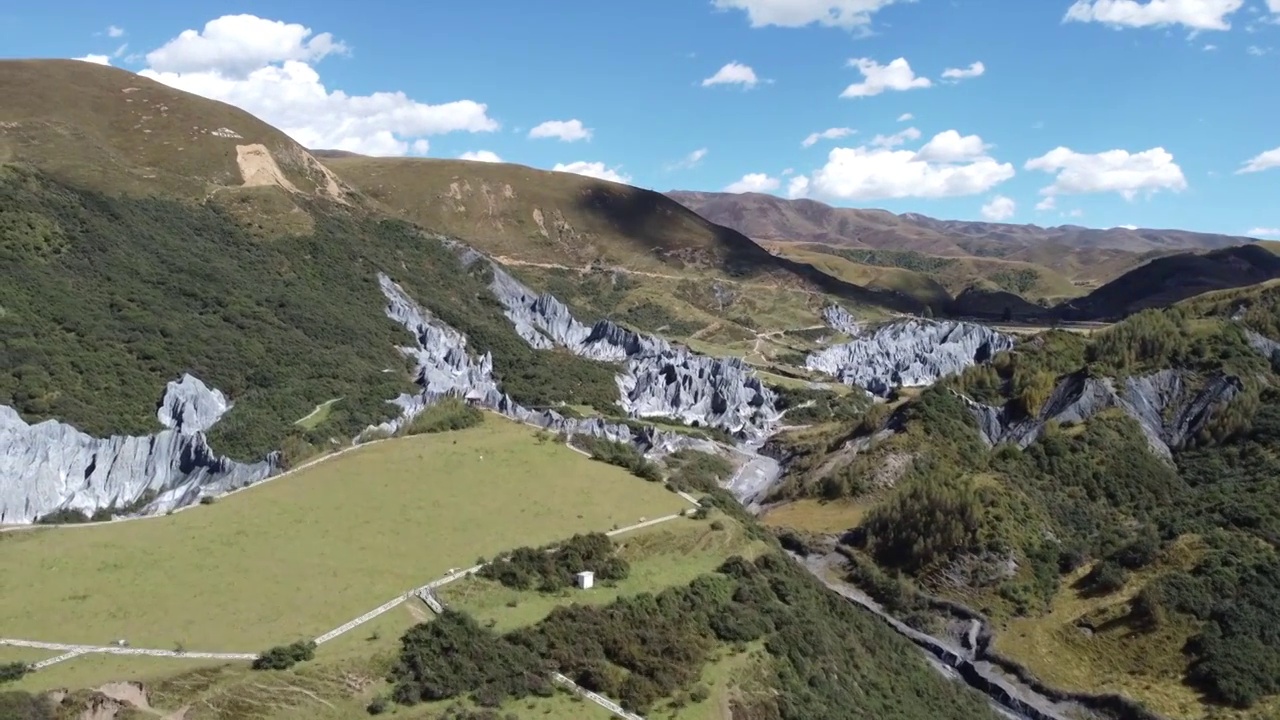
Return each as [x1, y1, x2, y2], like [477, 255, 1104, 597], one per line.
[665, 190, 1259, 255]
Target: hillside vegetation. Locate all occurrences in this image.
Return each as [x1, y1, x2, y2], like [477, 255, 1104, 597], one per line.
[763, 288, 1280, 718]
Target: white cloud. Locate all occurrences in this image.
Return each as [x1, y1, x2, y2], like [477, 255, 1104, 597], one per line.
[410, 139, 429, 155]
[1025, 146, 1188, 200]
[1117, 224, 1139, 229]
[1238, 146, 1280, 173]
[941, 61, 985, 80]
[145, 14, 347, 78]
[667, 148, 709, 170]
[1270, 0, 1280, 12]
[1247, 227, 1280, 237]
[1036, 197, 1056, 211]
[1247, 45, 1270, 56]
[528, 119, 592, 142]
[552, 161, 631, 184]
[802, 127, 856, 148]
[711, 0, 903, 29]
[788, 175, 811, 199]
[841, 57, 931, 98]
[74, 54, 112, 65]
[725, 173, 781, 193]
[136, 14, 498, 157]
[459, 150, 503, 163]
[1063, 0, 1245, 31]
[107, 25, 125, 38]
[915, 129, 990, 163]
[870, 126, 922, 148]
[980, 195, 1016, 221]
[702, 61, 760, 88]
[808, 129, 1015, 200]
[1203, 43, 1218, 50]
[781, 168, 795, 176]
[897, 112, 914, 121]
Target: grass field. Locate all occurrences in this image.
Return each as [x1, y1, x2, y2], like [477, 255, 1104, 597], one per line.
[760, 499, 871, 534]
[439, 515, 769, 632]
[0, 416, 688, 652]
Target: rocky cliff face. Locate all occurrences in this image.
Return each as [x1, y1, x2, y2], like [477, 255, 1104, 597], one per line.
[369, 273, 718, 459]
[0, 374, 277, 524]
[806, 318, 1016, 396]
[821, 304, 862, 337]
[462, 250, 781, 438]
[964, 369, 1243, 459]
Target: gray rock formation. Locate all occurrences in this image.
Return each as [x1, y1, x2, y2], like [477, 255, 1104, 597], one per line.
[467, 256, 781, 438]
[806, 319, 1016, 396]
[369, 273, 718, 460]
[1247, 331, 1280, 364]
[821, 304, 862, 336]
[156, 374, 230, 434]
[964, 370, 1242, 459]
[0, 379, 276, 524]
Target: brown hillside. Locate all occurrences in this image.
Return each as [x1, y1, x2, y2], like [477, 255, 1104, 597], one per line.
[0, 59, 352, 207]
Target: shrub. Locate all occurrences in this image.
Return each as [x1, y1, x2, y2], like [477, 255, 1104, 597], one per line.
[400, 398, 484, 436]
[252, 640, 316, 670]
[0, 662, 29, 684]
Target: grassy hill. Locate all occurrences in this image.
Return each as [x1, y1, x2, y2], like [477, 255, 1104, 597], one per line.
[760, 287, 1280, 719]
[1058, 244, 1280, 321]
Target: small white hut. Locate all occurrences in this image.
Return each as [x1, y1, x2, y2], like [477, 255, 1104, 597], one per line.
[574, 570, 595, 590]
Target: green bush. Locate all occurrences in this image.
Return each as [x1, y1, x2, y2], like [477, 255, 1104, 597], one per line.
[0, 662, 29, 684]
[400, 398, 484, 435]
[251, 640, 316, 670]
[571, 435, 663, 482]
[478, 533, 629, 592]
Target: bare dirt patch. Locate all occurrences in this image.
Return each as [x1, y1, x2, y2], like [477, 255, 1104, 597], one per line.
[235, 144, 299, 192]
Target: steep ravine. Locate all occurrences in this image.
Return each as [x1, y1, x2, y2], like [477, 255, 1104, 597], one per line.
[794, 552, 1167, 720]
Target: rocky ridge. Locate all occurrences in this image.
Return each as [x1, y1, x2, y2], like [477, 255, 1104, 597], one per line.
[963, 370, 1242, 460]
[367, 273, 717, 458]
[459, 245, 782, 438]
[0, 374, 277, 524]
[806, 316, 1016, 396]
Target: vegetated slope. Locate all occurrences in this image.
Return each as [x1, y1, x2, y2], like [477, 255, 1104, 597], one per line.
[319, 156, 925, 316]
[1058, 244, 1280, 320]
[767, 287, 1280, 718]
[0, 62, 636, 464]
[669, 190, 1257, 255]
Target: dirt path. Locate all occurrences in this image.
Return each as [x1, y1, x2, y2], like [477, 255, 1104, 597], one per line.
[490, 255, 819, 296]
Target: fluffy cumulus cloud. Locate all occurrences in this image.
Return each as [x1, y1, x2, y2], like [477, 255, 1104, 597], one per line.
[980, 195, 1016, 221]
[74, 54, 112, 65]
[106, 25, 125, 38]
[1063, 0, 1245, 31]
[702, 62, 760, 88]
[552, 161, 631, 184]
[711, 0, 903, 28]
[840, 57, 931, 98]
[1025, 146, 1188, 200]
[802, 127, 856, 148]
[1248, 227, 1280, 238]
[808, 129, 1015, 200]
[941, 61, 985, 81]
[132, 14, 498, 156]
[1238, 146, 1280, 173]
[458, 150, 503, 163]
[725, 172, 781, 193]
[787, 175, 811, 199]
[528, 119, 592, 142]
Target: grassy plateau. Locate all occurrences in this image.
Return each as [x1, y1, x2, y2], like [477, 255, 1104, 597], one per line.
[0, 417, 688, 652]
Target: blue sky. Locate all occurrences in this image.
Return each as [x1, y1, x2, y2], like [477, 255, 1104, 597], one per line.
[2, 0, 1278, 236]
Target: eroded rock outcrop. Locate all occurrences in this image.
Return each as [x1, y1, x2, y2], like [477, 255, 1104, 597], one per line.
[369, 273, 717, 459]
[0, 378, 277, 524]
[467, 255, 780, 438]
[806, 318, 1016, 396]
[821, 304, 862, 337]
[964, 369, 1242, 459]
